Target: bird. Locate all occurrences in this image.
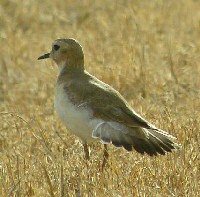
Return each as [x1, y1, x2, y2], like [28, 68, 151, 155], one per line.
[38, 38, 180, 168]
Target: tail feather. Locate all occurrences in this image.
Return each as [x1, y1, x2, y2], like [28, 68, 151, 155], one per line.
[148, 128, 180, 149]
[131, 137, 161, 156]
[148, 131, 172, 153]
[141, 128, 180, 156]
[92, 121, 180, 156]
[118, 127, 179, 156]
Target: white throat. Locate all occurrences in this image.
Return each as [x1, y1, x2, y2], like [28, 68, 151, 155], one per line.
[58, 62, 66, 75]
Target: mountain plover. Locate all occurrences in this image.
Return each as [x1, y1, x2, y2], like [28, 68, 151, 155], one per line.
[38, 38, 180, 167]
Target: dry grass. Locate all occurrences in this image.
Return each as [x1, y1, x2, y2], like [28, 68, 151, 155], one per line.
[0, 0, 199, 196]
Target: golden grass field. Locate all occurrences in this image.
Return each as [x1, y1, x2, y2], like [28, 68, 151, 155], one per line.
[0, 0, 199, 196]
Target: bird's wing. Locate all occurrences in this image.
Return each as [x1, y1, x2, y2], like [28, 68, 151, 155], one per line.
[87, 76, 180, 155]
[92, 97, 152, 129]
[87, 76, 152, 129]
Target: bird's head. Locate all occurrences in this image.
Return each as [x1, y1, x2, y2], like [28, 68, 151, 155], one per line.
[38, 38, 84, 71]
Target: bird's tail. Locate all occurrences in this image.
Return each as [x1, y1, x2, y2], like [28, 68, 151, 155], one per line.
[92, 121, 181, 156]
[129, 127, 181, 156]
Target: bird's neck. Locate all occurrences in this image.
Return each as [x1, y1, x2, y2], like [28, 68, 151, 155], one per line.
[58, 61, 84, 76]
[57, 61, 85, 86]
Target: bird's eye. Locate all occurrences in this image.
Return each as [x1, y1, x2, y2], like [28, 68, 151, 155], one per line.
[53, 44, 60, 51]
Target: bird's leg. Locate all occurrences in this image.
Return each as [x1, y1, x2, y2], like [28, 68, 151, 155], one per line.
[83, 143, 90, 177]
[83, 143, 90, 160]
[102, 144, 109, 171]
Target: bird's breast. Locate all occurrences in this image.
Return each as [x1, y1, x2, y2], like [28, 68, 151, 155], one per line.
[54, 83, 98, 142]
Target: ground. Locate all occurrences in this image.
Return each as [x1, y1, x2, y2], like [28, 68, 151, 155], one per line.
[0, 0, 199, 196]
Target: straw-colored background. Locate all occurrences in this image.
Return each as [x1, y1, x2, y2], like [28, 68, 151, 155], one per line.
[0, 0, 199, 196]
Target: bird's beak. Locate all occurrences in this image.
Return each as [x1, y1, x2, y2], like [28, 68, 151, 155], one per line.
[37, 53, 50, 60]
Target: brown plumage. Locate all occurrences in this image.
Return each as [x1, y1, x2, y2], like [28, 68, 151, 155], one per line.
[38, 38, 180, 161]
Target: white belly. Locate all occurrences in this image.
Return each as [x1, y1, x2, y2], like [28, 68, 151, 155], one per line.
[54, 84, 99, 143]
